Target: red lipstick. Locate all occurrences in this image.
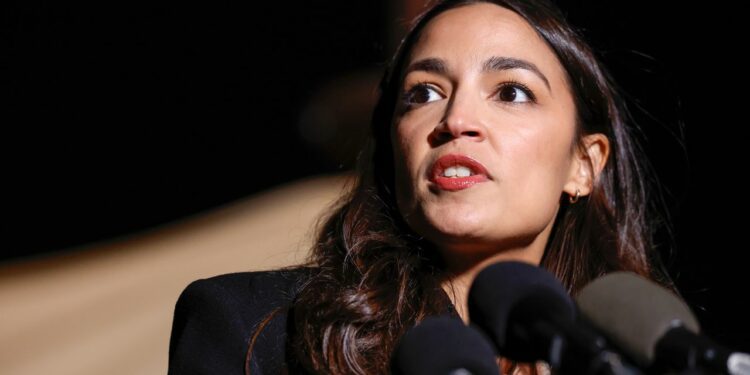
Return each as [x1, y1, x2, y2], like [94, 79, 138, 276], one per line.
[429, 154, 490, 191]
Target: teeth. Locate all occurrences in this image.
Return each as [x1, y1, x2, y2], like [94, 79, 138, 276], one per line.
[457, 166, 471, 177]
[443, 166, 473, 177]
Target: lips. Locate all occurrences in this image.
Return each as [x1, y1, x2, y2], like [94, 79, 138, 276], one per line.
[429, 154, 490, 191]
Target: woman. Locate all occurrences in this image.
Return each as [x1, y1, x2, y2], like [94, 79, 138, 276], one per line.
[168, 0, 677, 373]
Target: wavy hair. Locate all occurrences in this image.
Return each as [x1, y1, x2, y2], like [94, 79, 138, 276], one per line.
[249, 0, 678, 373]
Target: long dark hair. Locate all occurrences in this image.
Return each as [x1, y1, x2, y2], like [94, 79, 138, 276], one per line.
[250, 0, 677, 373]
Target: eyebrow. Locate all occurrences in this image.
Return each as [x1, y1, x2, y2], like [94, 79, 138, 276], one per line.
[404, 56, 551, 93]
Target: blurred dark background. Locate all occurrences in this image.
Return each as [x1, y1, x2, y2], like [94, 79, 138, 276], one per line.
[3, 0, 747, 352]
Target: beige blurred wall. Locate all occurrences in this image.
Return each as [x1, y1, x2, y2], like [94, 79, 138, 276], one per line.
[0, 173, 353, 375]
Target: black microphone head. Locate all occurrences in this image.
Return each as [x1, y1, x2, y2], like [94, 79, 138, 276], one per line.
[467, 261, 575, 361]
[391, 315, 499, 375]
[574, 272, 700, 367]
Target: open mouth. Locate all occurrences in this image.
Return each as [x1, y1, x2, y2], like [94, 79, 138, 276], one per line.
[429, 154, 490, 191]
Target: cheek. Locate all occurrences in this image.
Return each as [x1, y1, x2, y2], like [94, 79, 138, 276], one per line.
[392, 124, 423, 180]
[391, 125, 420, 208]
[531, 135, 571, 177]
[504, 128, 573, 202]
[392, 131, 409, 183]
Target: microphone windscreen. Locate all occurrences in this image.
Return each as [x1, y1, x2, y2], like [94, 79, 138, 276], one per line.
[574, 272, 700, 367]
[468, 261, 575, 358]
[391, 315, 499, 375]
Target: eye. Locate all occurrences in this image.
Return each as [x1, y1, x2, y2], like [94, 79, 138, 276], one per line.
[495, 81, 536, 104]
[401, 82, 444, 108]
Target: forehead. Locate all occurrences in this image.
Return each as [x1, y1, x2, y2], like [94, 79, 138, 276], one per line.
[408, 3, 567, 85]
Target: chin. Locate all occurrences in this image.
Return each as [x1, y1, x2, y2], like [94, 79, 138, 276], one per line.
[421, 211, 488, 242]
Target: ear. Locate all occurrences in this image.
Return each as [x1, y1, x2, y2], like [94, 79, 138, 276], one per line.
[563, 133, 610, 198]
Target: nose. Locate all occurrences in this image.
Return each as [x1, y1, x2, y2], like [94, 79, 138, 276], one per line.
[430, 93, 486, 144]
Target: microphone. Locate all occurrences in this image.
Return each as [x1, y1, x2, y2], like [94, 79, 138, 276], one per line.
[391, 315, 499, 375]
[468, 261, 641, 375]
[575, 272, 750, 375]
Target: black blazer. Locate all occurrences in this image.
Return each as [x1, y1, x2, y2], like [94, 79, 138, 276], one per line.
[167, 267, 460, 374]
[168, 268, 312, 374]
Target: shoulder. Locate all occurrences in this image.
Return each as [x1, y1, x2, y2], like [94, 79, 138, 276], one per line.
[171, 267, 312, 337]
[178, 267, 312, 310]
[168, 267, 313, 375]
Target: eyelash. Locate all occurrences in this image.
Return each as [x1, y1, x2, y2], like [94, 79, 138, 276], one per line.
[400, 80, 537, 110]
[499, 79, 537, 103]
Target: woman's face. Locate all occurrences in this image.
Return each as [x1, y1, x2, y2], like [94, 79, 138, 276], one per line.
[391, 3, 588, 264]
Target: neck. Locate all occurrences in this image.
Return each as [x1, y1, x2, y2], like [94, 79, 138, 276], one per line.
[440, 249, 540, 324]
[435, 205, 560, 323]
